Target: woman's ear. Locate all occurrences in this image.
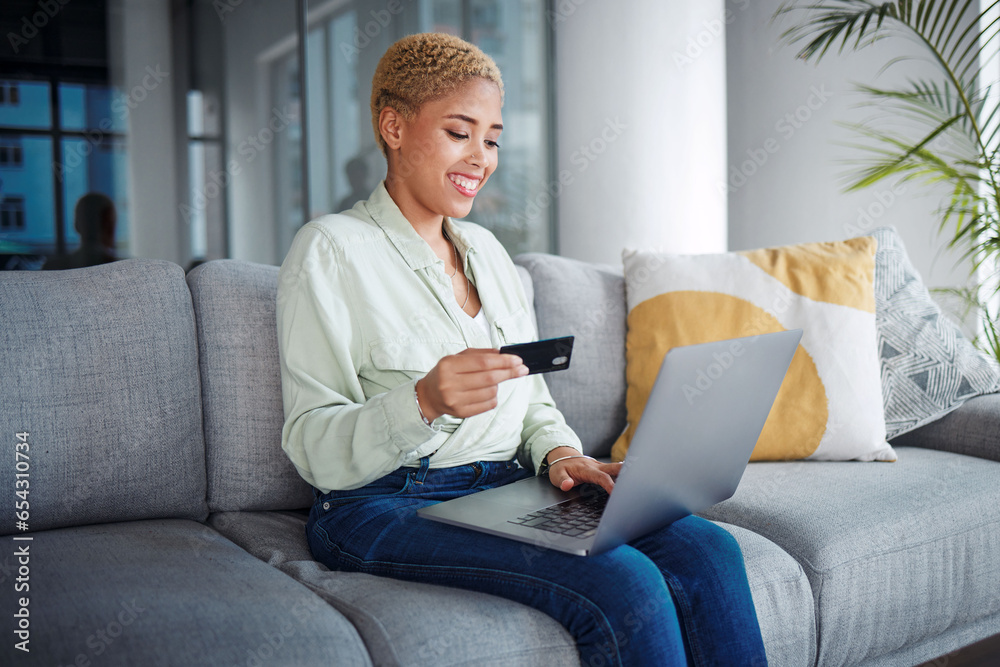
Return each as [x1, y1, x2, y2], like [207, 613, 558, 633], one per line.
[379, 107, 404, 152]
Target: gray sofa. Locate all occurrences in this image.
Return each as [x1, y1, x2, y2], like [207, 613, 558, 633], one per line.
[1, 253, 998, 666]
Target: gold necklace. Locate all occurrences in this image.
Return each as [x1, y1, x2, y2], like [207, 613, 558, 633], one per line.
[444, 230, 470, 310]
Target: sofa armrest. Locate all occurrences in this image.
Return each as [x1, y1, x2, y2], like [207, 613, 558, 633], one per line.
[889, 393, 1000, 462]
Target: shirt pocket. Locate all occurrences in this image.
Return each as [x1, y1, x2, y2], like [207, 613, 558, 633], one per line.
[359, 338, 465, 397]
[493, 307, 537, 346]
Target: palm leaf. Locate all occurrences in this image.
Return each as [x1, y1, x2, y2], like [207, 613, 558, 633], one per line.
[778, 0, 1000, 361]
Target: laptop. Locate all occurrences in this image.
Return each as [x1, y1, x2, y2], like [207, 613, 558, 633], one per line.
[417, 329, 802, 556]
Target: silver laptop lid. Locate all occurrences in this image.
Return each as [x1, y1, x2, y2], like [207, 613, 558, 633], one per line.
[590, 329, 802, 554]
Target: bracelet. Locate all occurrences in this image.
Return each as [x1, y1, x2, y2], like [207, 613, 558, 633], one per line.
[539, 454, 593, 476]
[414, 383, 437, 429]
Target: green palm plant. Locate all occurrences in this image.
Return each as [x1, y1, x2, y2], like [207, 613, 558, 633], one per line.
[776, 0, 1000, 361]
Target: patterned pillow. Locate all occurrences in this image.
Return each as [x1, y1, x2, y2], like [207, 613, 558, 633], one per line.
[613, 237, 896, 463]
[871, 227, 1000, 439]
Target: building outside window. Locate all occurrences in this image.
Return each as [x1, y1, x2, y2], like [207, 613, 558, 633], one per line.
[0, 137, 23, 166]
[1, 195, 25, 230]
[0, 77, 129, 268]
[0, 81, 20, 106]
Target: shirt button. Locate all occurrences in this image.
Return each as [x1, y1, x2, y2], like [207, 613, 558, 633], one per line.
[322, 502, 331, 510]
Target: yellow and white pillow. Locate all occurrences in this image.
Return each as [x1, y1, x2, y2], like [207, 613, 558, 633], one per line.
[612, 236, 896, 463]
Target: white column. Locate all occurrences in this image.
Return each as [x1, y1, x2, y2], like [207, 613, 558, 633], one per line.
[553, 0, 728, 264]
[113, 0, 182, 263]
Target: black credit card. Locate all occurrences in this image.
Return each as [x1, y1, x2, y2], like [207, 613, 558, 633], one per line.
[499, 336, 575, 375]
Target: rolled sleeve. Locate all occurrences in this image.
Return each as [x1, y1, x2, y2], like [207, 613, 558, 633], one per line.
[277, 226, 443, 492]
[382, 379, 443, 452]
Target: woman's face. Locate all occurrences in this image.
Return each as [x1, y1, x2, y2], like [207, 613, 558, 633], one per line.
[385, 77, 503, 223]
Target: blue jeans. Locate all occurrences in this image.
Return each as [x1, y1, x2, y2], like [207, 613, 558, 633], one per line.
[306, 458, 768, 667]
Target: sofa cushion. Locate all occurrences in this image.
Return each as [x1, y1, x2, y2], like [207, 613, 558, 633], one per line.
[713, 522, 816, 667]
[857, 613, 1000, 667]
[699, 447, 1000, 665]
[0, 260, 207, 533]
[871, 227, 1000, 439]
[187, 259, 313, 512]
[514, 253, 627, 457]
[207, 510, 581, 666]
[0, 519, 370, 666]
[208, 510, 816, 666]
[891, 392, 1000, 463]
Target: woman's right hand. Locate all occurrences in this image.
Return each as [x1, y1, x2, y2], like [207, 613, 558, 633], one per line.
[415, 348, 529, 421]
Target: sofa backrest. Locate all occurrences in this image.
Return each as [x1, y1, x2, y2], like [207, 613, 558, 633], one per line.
[189, 259, 539, 511]
[0, 260, 208, 534]
[186, 259, 313, 512]
[514, 253, 627, 457]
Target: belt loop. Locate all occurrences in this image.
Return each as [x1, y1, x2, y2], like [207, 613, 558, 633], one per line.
[415, 456, 431, 484]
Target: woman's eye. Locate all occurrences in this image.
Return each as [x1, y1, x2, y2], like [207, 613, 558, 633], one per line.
[447, 130, 468, 140]
[486, 140, 500, 149]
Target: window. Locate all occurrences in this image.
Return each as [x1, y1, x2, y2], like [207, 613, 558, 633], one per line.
[0, 4, 129, 267]
[185, 89, 227, 261]
[0, 137, 23, 166]
[0, 78, 129, 259]
[1, 196, 26, 230]
[269, 0, 555, 261]
[0, 82, 20, 106]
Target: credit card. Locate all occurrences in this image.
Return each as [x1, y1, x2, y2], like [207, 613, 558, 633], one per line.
[499, 336, 575, 375]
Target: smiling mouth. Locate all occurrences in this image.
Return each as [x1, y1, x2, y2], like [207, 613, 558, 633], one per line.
[448, 174, 481, 197]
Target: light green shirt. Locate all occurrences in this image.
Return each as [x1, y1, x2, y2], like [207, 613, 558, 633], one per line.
[277, 182, 583, 492]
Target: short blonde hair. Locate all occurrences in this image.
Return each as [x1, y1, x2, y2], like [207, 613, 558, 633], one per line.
[371, 32, 504, 156]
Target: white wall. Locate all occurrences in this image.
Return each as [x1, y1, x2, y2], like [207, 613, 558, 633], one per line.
[553, 0, 729, 265]
[726, 0, 972, 295]
[222, 0, 298, 266]
[112, 0, 183, 264]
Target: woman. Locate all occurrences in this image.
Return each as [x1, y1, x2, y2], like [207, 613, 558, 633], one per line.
[277, 32, 768, 666]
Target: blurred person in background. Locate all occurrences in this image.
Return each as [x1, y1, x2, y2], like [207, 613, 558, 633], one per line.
[43, 192, 118, 270]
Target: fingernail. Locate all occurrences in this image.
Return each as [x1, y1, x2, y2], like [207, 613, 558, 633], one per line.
[517, 365, 529, 376]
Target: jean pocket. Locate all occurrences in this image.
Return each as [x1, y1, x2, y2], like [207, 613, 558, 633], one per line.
[315, 470, 415, 512]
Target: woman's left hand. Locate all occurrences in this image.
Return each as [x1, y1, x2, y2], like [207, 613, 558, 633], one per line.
[544, 446, 622, 495]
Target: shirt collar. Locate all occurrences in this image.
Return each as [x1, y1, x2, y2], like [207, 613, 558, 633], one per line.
[363, 180, 477, 271]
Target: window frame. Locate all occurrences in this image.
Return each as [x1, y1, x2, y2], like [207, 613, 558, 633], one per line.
[0, 75, 127, 255]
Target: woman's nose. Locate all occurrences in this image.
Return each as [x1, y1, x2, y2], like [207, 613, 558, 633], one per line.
[469, 147, 487, 168]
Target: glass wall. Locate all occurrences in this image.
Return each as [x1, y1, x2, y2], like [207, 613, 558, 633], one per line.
[0, 0, 554, 270]
[286, 0, 554, 261]
[0, 78, 129, 269]
[0, 0, 151, 270]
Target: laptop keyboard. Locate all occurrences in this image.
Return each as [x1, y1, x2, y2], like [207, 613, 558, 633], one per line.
[507, 486, 609, 538]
